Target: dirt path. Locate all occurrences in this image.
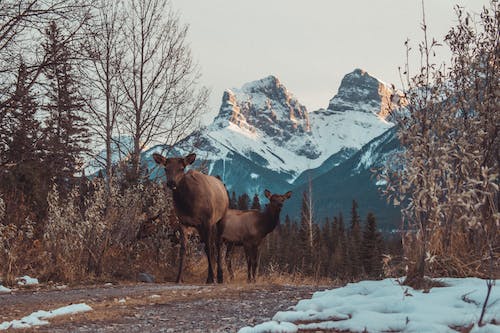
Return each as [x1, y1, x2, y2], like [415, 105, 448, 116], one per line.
[1, 283, 326, 332]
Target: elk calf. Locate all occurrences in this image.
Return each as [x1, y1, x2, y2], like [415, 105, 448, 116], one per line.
[222, 189, 292, 282]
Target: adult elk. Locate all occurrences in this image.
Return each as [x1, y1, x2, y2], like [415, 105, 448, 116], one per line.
[222, 189, 292, 282]
[153, 153, 228, 283]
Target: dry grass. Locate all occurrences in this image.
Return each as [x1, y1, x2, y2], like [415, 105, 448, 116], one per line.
[179, 253, 338, 287]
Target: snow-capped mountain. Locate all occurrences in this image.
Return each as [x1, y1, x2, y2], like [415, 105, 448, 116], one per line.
[148, 69, 397, 183]
[143, 69, 403, 225]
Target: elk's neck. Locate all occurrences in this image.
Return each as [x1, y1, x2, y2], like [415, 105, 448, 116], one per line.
[171, 175, 190, 211]
[259, 204, 281, 235]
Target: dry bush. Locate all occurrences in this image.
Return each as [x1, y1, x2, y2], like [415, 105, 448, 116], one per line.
[383, 2, 499, 286]
[41, 178, 180, 283]
[0, 214, 35, 286]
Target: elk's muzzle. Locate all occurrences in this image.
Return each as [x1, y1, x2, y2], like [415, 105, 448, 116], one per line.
[167, 180, 177, 190]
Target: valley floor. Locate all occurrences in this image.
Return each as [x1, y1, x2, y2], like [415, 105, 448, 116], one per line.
[0, 282, 324, 332]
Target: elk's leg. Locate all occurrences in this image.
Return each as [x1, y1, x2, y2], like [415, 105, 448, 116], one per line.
[202, 227, 215, 284]
[216, 221, 224, 284]
[175, 226, 187, 283]
[244, 246, 252, 283]
[225, 243, 235, 280]
[251, 247, 258, 283]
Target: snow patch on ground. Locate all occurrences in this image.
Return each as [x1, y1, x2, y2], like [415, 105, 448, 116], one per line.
[0, 285, 11, 293]
[239, 320, 298, 333]
[0, 303, 92, 330]
[16, 275, 39, 285]
[239, 278, 499, 333]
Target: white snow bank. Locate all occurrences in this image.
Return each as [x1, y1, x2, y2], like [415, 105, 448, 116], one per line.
[239, 321, 298, 333]
[16, 275, 39, 285]
[0, 303, 93, 330]
[239, 278, 499, 333]
[0, 285, 11, 293]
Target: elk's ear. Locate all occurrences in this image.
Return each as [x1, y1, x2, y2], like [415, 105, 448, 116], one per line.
[184, 153, 196, 166]
[264, 189, 272, 199]
[284, 191, 292, 199]
[153, 153, 167, 165]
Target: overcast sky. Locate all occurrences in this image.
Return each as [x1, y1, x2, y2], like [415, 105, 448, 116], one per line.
[171, 0, 489, 124]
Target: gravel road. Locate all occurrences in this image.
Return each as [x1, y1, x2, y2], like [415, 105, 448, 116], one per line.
[1, 283, 328, 332]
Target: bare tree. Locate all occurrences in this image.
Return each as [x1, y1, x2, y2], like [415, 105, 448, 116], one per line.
[80, 0, 127, 187]
[0, 0, 91, 110]
[119, 0, 209, 180]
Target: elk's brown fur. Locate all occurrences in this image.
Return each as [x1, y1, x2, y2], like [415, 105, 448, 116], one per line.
[153, 153, 229, 283]
[222, 189, 291, 282]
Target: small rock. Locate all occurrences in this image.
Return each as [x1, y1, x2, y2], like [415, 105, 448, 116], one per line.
[138, 272, 155, 283]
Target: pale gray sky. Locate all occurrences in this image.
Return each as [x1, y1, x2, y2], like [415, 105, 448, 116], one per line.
[171, 0, 489, 124]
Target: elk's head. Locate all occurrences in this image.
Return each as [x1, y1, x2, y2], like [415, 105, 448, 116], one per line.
[264, 189, 292, 209]
[152, 153, 196, 190]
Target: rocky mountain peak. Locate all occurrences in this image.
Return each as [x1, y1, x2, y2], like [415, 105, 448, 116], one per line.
[241, 75, 281, 93]
[327, 69, 395, 118]
[212, 75, 311, 137]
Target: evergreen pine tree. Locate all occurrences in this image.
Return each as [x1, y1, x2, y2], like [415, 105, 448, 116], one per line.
[41, 21, 89, 192]
[332, 214, 345, 278]
[289, 219, 301, 274]
[251, 193, 261, 211]
[237, 192, 250, 210]
[349, 200, 362, 278]
[362, 212, 383, 278]
[320, 218, 332, 276]
[331, 216, 339, 253]
[337, 212, 353, 279]
[0, 61, 49, 226]
[3, 62, 42, 164]
[230, 191, 238, 209]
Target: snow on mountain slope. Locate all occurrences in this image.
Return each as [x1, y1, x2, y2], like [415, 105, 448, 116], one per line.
[308, 68, 395, 160]
[309, 107, 392, 162]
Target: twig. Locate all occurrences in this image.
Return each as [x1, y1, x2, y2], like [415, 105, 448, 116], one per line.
[478, 246, 496, 326]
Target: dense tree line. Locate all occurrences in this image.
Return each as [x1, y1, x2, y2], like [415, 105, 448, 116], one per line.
[258, 198, 396, 281]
